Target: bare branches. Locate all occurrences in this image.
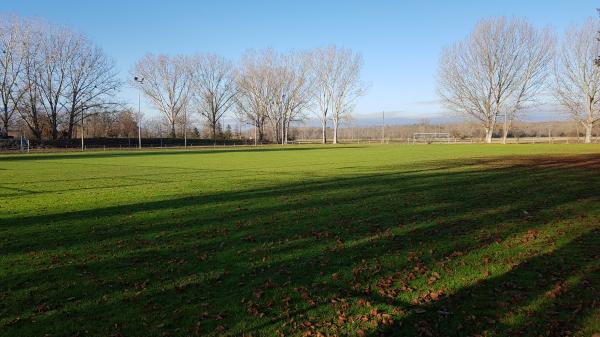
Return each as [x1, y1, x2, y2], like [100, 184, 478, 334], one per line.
[280, 51, 315, 144]
[0, 17, 122, 140]
[132, 54, 192, 137]
[234, 49, 317, 144]
[65, 38, 121, 138]
[311, 46, 366, 144]
[189, 54, 237, 142]
[438, 17, 554, 143]
[554, 18, 600, 143]
[0, 16, 26, 137]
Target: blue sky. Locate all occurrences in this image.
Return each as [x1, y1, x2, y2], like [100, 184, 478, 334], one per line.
[1, 1, 598, 124]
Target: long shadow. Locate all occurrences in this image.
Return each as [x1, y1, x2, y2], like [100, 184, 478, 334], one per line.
[1, 156, 575, 254]
[367, 228, 600, 337]
[1, 154, 599, 336]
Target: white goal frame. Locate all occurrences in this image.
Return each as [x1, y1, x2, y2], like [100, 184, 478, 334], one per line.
[412, 132, 451, 144]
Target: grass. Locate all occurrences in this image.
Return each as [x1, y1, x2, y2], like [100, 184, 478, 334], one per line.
[1, 144, 599, 337]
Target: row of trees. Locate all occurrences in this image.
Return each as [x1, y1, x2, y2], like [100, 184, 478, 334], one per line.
[4, 14, 600, 145]
[1, 15, 366, 144]
[132, 46, 366, 144]
[0, 16, 120, 140]
[438, 16, 600, 143]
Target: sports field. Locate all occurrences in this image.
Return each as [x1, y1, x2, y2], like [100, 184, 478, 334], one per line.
[1, 144, 599, 337]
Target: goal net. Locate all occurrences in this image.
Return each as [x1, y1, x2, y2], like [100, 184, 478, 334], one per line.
[412, 132, 451, 144]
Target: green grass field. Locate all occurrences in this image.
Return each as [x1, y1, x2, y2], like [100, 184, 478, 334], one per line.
[1, 144, 599, 337]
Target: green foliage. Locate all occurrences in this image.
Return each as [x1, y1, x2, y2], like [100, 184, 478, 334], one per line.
[0, 144, 599, 336]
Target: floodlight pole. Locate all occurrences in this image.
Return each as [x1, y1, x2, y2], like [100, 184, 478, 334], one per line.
[134, 76, 144, 150]
[81, 106, 85, 151]
[281, 94, 285, 145]
[138, 91, 142, 149]
[184, 107, 187, 149]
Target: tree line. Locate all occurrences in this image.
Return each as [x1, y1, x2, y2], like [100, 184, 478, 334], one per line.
[438, 16, 600, 143]
[2, 14, 600, 145]
[131, 47, 366, 144]
[0, 15, 366, 145]
[0, 16, 120, 140]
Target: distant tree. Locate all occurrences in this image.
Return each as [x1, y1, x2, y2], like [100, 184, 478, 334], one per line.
[235, 50, 274, 143]
[554, 18, 600, 143]
[438, 17, 554, 143]
[37, 25, 80, 139]
[64, 35, 121, 138]
[17, 19, 45, 140]
[189, 53, 237, 144]
[0, 16, 26, 138]
[279, 51, 314, 144]
[132, 54, 192, 137]
[312, 46, 367, 144]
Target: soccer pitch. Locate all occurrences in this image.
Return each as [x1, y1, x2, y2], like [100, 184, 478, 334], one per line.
[1, 144, 599, 336]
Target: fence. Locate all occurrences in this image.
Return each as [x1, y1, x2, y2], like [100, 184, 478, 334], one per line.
[0, 137, 255, 152]
[2, 136, 599, 153]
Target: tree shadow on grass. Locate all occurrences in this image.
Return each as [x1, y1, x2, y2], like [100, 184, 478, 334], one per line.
[1, 154, 599, 336]
[366, 229, 599, 337]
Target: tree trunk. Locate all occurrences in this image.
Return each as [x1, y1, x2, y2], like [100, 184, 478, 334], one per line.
[584, 123, 593, 144]
[271, 122, 279, 144]
[51, 117, 58, 140]
[285, 120, 290, 145]
[171, 121, 176, 138]
[501, 111, 509, 144]
[67, 113, 75, 139]
[484, 127, 494, 144]
[27, 120, 41, 140]
[212, 122, 217, 145]
[0, 117, 8, 138]
[332, 118, 339, 144]
[501, 119, 511, 144]
[321, 120, 327, 144]
[1, 104, 9, 138]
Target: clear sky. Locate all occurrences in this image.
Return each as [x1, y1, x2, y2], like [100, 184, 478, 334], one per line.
[1, 0, 598, 124]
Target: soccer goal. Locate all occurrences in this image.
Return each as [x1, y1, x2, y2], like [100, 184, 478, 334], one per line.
[412, 132, 451, 144]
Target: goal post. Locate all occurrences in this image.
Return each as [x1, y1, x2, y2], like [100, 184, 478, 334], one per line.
[412, 132, 451, 144]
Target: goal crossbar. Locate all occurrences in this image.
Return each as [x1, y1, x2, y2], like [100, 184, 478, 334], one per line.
[412, 132, 451, 144]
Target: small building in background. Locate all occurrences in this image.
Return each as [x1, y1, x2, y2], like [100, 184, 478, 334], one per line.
[6, 128, 21, 139]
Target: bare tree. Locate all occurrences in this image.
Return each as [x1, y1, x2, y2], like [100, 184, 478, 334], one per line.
[235, 50, 275, 143]
[0, 16, 25, 137]
[312, 45, 365, 144]
[554, 18, 600, 143]
[3, 17, 119, 141]
[256, 50, 287, 144]
[189, 54, 237, 143]
[37, 25, 79, 139]
[312, 47, 335, 144]
[17, 19, 45, 139]
[64, 38, 121, 138]
[132, 54, 192, 137]
[280, 51, 314, 144]
[329, 48, 365, 144]
[438, 18, 552, 143]
[499, 24, 554, 143]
